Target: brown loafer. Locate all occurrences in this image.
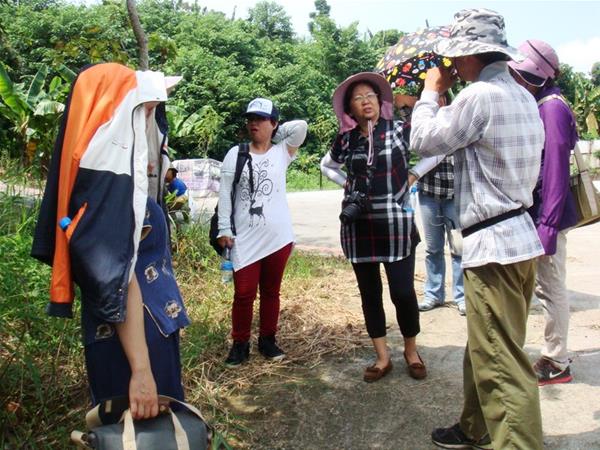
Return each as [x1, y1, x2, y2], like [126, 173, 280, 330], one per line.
[404, 351, 427, 380]
[363, 360, 393, 383]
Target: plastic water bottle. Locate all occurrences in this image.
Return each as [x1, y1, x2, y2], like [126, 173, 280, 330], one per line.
[410, 185, 418, 211]
[220, 247, 233, 284]
[404, 185, 418, 213]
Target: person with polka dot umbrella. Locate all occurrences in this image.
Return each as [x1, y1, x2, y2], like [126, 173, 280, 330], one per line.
[375, 26, 453, 89]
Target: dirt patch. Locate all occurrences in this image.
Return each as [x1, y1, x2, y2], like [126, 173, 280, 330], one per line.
[216, 264, 600, 450]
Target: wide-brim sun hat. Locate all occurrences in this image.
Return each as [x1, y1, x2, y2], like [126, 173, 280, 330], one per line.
[433, 8, 524, 62]
[332, 72, 394, 134]
[508, 39, 560, 87]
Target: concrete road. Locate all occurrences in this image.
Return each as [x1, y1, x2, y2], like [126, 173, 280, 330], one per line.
[285, 189, 600, 449]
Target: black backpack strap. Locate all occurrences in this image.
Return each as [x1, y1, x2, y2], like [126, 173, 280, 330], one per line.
[234, 143, 253, 193]
[229, 143, 252, 235]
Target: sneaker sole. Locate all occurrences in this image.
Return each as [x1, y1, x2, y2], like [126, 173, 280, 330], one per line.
[432, 441, 491, 450]
[224, 362, 246, 368]
[224, 358, 249, 368]
[419, 303, 443, 311]
[538, 374, 573, 386]
[262, 354, 285, 362]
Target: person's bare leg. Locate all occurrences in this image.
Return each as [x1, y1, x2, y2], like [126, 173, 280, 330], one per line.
[372, 336, 391, 368]
[404, 336, 421, 364]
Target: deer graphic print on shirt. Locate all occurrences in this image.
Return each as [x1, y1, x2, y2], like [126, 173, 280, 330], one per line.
[221, 142, 296, 270]
[238, 158, 274, 228]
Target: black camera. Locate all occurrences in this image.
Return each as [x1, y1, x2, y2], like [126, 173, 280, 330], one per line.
[339, 191, 371, 224]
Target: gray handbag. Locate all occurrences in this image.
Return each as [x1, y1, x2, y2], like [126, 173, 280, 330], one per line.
[71, 395, 210, 450]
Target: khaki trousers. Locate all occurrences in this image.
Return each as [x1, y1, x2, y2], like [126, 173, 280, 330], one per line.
[460, 260, 543, 450]
[536, 231, 570, 365]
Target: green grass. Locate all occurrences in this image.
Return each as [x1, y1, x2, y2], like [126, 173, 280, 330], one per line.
[0, 151, 45, 190]
[286, 168, 341, 192]
[0, 193, 86, 449]
[284, 249, 348, 279]
[0, 180, 350, 448]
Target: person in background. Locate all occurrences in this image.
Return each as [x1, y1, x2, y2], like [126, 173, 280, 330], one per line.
[410, 9, 545, 449]
[165, 164, 190, 229]
[217, 98, 307, 367]
[31, 63, 188, 420]
[509, 39, 579, 385]
[321, 72, 437, 383]
[165, 164, 188, 199]
[396, 93, 466, 316]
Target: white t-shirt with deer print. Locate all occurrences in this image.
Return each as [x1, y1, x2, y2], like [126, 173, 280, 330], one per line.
[221, 142, 296, 271]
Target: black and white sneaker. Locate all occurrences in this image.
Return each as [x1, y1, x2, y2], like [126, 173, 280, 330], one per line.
[258, 335, 285, 361]
[432, 423, 492, 449]
[534, 357, 573, 386]
[224, 341, 250, 367]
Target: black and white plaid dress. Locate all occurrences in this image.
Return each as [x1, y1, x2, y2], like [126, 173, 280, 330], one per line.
[330, 119, 418, 263]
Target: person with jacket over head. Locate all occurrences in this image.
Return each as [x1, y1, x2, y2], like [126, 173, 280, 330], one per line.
[410, 9, 546, 449]
[509, 39, 579, 386]
[31, 63, 188, 421]
[320, 72, 439, 383]
[217, 98, 307, 367]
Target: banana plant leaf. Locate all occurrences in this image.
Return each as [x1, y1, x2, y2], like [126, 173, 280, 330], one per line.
[0, 62, 29, 117]
[26, 66, 48, 109]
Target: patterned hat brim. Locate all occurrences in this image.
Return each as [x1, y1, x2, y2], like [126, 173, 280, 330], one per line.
[434, 37, 525, 62]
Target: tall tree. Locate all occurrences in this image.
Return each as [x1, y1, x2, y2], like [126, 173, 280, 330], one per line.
[591, 62, 600, 87]
[308, 0, 331, 34]
[248, 1, 294, 41]
[126, 0, 149, 70]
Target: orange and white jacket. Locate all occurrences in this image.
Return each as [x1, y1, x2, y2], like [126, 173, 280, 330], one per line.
[32, 63, 172, 322]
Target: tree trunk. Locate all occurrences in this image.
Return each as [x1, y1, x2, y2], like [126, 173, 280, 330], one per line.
[126, 0, 149, 70]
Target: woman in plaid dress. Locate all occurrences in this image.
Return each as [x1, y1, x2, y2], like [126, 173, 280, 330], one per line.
[321, 72, 429, 382]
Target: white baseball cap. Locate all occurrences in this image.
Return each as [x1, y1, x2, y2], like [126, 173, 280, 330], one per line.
[244, 97, 279, 120]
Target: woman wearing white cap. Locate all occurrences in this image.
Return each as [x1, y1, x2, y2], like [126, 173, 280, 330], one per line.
[217, 98, 307, 367]
[509, 39, 579, 386]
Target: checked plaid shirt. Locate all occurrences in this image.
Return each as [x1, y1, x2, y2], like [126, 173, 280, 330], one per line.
[411, 62, 545, 268]
[419, 155, 454, 200]
[330, 119, 418, 263]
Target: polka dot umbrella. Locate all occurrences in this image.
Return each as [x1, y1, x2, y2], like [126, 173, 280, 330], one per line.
[375, 26, 453, 89]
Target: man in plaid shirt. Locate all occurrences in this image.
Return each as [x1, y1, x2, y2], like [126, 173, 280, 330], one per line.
[410, 8, 545, 450]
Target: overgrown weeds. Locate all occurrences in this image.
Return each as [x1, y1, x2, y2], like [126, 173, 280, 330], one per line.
[0, 188, 364, 448]
[171, 223, 364, 447]
[0, 193, 86, 449]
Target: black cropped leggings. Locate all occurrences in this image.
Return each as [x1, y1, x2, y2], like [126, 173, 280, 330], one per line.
[351, 251, 419, 339]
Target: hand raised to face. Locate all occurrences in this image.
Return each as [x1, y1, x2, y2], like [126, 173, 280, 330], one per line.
[423, 66, 457, 95]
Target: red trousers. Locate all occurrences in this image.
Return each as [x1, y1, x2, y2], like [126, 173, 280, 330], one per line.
[231, 243, 293, 342]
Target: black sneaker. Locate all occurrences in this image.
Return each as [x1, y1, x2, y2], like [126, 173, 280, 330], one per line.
[432, 423, 492, 449]
[258, 335, 285, 361]
[534, 357, 573, 386]
[224, 341, 249, 367]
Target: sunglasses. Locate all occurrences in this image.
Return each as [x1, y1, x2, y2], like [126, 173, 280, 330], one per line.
[246, 114, 270, 122]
